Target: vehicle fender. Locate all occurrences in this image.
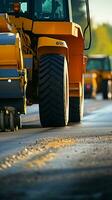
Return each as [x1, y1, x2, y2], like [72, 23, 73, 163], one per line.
[37, 37, 69, 63]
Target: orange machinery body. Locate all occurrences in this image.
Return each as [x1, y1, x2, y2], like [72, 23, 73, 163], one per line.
[9, 17, 85, 98]
[0, 14, 27, 114]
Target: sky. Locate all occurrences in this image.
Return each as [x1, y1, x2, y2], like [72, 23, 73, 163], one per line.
[89, 0, 112, 25]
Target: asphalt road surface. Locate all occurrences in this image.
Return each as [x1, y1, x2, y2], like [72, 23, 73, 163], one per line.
[0, 97, 112, 200]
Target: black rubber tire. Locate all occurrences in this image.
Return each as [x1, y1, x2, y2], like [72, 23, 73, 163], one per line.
[15, 114, 22, 129]
[102, 79, 108, 99]
[69, 87, 84, 123]
[39, 54, 69, 127]
[9, 112, 15, 132]
[0, 111, 5, 132]
[69, 97, 81, 122]
[5, 114, 9, 130]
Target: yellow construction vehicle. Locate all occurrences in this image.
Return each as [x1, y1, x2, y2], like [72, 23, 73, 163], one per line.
[0, 13, 27, 131]
[84, 55, 112, 99]
[0, 0, 91, 131]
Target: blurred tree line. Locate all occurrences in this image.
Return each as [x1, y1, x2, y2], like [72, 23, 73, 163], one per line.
[88, 24, 112, 55]
[71, 0, 112, 56]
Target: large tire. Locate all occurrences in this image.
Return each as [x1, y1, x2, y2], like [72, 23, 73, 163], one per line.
[0, 111, 5, 132]
[39, 54, 69, 127]
[9, 112, 15, 132]
[69, 87, 84, 122]
[5, 113, 9, 130]
[15, 114, 22, 129]
[102, 79, 108, 99]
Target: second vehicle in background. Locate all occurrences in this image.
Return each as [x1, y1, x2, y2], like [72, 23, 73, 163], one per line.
[84, 55, 112, 99]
